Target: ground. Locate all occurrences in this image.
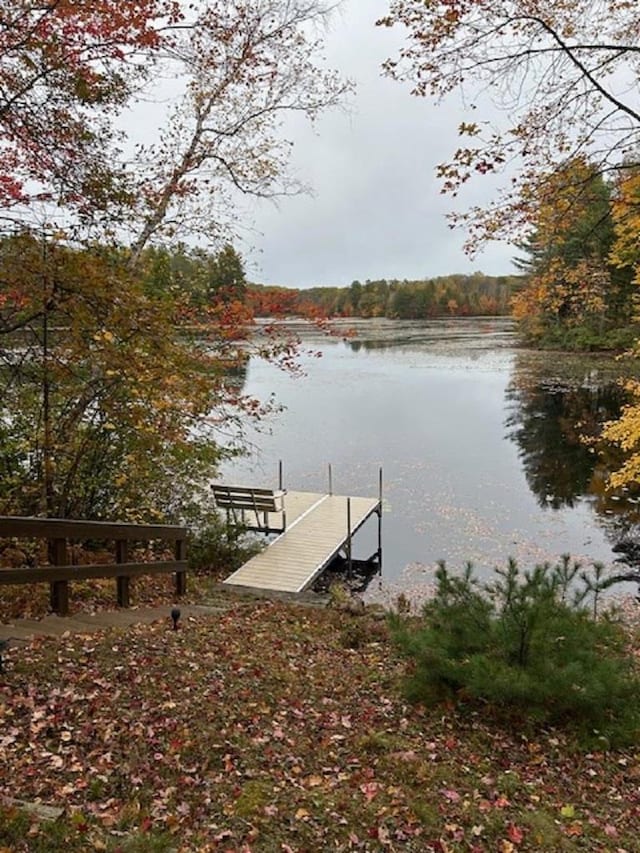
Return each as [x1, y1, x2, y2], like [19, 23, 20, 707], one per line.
[1, 583, 640, 852]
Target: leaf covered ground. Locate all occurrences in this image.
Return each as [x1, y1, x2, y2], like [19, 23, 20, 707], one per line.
[1, 600, 639, 852]
[0, 574, 218, 623]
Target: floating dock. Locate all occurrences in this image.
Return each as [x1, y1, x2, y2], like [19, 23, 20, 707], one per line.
[223, 489, 381, 594]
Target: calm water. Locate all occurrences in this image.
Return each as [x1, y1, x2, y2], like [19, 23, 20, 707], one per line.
[222, 318, 640, 595]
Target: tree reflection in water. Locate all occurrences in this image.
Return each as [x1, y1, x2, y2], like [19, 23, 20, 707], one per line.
[505, 353, 640, 569]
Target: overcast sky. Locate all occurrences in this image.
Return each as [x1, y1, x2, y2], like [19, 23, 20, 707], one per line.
[241, 0, 517, 289]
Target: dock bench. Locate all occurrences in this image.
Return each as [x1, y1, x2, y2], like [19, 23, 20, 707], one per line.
[211, 484, 287, 533]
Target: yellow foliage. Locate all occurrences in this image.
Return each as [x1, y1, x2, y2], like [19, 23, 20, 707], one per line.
[515, 257, 608, 324]
[513, 158, 612, 325]
[601, 380, 640, 490]
[610, 171, 640, 287]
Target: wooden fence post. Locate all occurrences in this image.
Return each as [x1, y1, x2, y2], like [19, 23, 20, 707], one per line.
[49, 537, 69, 616]
[175, 538, 187, 596]
[116, 539, 130, 607]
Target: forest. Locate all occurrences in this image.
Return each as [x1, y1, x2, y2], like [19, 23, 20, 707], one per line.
[248, 272, 520, 319]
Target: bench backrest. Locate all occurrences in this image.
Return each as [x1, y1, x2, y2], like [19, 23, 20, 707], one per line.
[211, 485, 285, 514]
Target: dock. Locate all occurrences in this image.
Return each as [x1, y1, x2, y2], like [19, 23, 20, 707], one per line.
[223, 489, 381, 594]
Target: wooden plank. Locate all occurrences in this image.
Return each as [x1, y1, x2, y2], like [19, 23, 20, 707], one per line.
[224, 493, 380, 593]
[211, 485, 284, 498]
[214, 497, 281, 511]
[212, 486, 285, 515]
[116, 540, 130, 608]
[174, 538, 187, 596]
[0, 561, 188, 584]
[49, 537, 69, 615]
[0, 516, 187, 540]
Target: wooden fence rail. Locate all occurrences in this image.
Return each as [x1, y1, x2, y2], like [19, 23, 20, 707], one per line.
[0, 516, 188, 616]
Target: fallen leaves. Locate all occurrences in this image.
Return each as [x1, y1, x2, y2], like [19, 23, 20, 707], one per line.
[359, 781, 380, 803]
[441, 788, 461, 803]
[507, 822, 524, 844]
[1, 600, 639, 852]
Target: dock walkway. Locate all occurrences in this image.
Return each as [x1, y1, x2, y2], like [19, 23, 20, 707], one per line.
[224, 490, 381, 594]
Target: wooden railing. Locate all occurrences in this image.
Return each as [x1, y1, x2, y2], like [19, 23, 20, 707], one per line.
[0, 517, 188, 616]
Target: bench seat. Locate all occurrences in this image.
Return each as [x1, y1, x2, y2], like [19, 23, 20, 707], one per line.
[211, 484, 286, 532]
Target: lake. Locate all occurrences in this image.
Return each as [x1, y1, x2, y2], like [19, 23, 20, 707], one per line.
[222, 317, 640, 599]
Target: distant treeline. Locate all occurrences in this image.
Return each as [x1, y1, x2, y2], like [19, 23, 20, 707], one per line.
[248, 273, 522, 318]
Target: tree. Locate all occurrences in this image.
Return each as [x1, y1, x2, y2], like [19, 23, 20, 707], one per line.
[511, 157, 640, 342]
[378, 2, 640, 251]
[391, 559, 640, 746]
[0, 1, 349, 520]
[0, 0, 176, 213]
[206, 244, 247, 304]
[1, 1, 350, 251]
[610, 170, 640, 285]
[0, 235, 257, 520]
[123, 0, 350, 263]
[377, 3, 640, 489]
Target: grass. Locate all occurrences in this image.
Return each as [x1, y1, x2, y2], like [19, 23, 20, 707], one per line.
[1, 597, 639, 851]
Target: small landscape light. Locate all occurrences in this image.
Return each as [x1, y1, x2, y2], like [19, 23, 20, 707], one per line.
[171, 607, 181, 631]
[0, 639, 10, 673]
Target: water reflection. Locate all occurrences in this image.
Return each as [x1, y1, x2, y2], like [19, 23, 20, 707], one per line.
[344, 317, 515, 353]
[505, 361, 628, 509]
[504, 351, 640, 570]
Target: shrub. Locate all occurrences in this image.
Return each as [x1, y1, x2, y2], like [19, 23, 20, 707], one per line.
[391, 558, 640, 746]
[186, 508, 262, 576]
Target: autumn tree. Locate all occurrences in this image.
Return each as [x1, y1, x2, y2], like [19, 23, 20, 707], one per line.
[205, 244, 247, 304]
[610, 169, 640, 287]
[510, 158, 627, 343]
[0, 1, 179, 214]
[0, 1, 350, 247]
[378, 1, 640, 251]
[0, 1, 349, 520]
[0, 235, 261, 520]
[600, 170, 640, 490]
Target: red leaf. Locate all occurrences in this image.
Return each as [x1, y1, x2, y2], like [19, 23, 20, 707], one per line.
[441, 788, 461, 803]
[360, 781, 380, 803]
[507, 823, 524, 844]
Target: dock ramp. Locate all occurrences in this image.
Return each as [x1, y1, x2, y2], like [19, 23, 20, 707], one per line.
[223, 490, 381, 594]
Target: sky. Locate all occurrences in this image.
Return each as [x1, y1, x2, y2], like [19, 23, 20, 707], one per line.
[241, 0, 517, 289]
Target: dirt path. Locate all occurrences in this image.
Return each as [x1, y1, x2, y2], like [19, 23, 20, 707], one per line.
[0, 584, 328, 648]
[0, 603, 232, 645]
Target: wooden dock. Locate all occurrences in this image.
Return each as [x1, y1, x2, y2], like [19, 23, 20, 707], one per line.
[223, 490, 381, 594]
